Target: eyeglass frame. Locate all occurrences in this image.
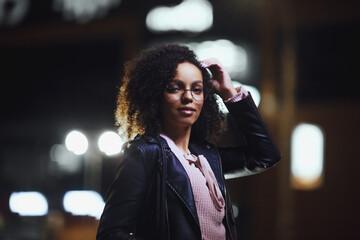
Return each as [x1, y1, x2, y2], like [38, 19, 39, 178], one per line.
[164, 81, 205, 102]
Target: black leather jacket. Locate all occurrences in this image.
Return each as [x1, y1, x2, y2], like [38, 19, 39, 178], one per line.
[96, 94, 281, 240]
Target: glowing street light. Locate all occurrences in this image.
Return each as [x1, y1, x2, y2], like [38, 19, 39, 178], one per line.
[98, 131, 123, 156]
[65, 130, 88, 155]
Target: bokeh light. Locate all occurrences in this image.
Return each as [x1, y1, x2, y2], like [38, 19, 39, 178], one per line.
[65, 130, 88, 155]
[188, 39, 248, 79]
[9, 191, 48, 216]
[146, 0, 213, 33]
[63, 190, 105, 219]
[98, 131, 123, 156]
[53, 0, 122, 23]
[291, 123, 324, 189]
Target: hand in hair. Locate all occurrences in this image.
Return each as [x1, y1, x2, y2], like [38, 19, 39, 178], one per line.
[200, 58, 237, 100]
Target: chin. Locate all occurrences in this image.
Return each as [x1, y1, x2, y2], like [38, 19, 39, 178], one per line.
[177, 118, 198, 127]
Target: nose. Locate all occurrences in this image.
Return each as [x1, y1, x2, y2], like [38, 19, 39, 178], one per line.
[181, 89, 193, 102]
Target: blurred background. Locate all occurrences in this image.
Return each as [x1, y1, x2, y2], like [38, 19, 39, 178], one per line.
[0, 0, 359, 239]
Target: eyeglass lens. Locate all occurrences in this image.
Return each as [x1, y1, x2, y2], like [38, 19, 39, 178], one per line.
[165, 83, 203, 101]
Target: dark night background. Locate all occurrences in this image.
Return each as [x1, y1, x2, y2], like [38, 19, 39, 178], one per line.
[0, 0, 359, 239]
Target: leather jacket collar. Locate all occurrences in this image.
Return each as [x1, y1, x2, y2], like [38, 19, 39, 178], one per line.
[141, 133, 227, 227]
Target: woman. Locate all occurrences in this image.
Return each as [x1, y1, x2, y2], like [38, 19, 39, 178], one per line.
[96, 44, 280, 240]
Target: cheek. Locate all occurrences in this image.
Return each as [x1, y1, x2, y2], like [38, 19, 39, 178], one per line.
[161, 97, 176, 120]
[195, 102, 204, 113]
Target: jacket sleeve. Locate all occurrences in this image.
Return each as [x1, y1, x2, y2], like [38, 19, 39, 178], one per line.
[96, 143, 157, 240]
[219, 93, 281, 178]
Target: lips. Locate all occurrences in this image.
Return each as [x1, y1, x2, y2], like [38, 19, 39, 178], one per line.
[178, 107, 195, 116]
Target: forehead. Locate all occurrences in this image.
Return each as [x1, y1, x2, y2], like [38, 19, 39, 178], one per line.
[174, 62, 203, 82]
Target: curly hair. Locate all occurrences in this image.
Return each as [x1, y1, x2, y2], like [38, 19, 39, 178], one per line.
[115, 44, 225, 143]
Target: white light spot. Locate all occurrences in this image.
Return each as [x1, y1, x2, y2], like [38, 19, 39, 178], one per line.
[291, 123, 324, 189]
[9, 192, 48, 216]
[146, 0, 213, 33]
[65, 130, 88, 155]
[98, 131, 123, 156]
[63, 190, 105, 219]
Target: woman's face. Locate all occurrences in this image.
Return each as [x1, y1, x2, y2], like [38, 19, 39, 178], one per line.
[161, 62, 204, 131]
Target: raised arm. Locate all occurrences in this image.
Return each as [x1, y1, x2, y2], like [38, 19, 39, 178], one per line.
[201, 58, 280, 178]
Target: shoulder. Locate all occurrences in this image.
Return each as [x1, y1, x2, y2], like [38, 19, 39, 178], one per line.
[123, 134, 162, 164]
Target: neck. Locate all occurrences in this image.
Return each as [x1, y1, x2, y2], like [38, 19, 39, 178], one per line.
[161, 125, 191, 154]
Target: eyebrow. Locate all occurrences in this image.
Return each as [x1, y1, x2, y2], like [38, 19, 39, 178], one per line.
[170, 79, 203, 86]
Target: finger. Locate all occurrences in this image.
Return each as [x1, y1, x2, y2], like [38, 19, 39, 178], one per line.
[200, 58, 222, 68]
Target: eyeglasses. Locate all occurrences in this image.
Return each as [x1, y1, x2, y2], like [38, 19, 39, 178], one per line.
[164, 83, 204, 102]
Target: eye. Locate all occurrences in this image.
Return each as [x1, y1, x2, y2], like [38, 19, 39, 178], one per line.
[192, 87, 203, 95]
[166, 86, 181, 93]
